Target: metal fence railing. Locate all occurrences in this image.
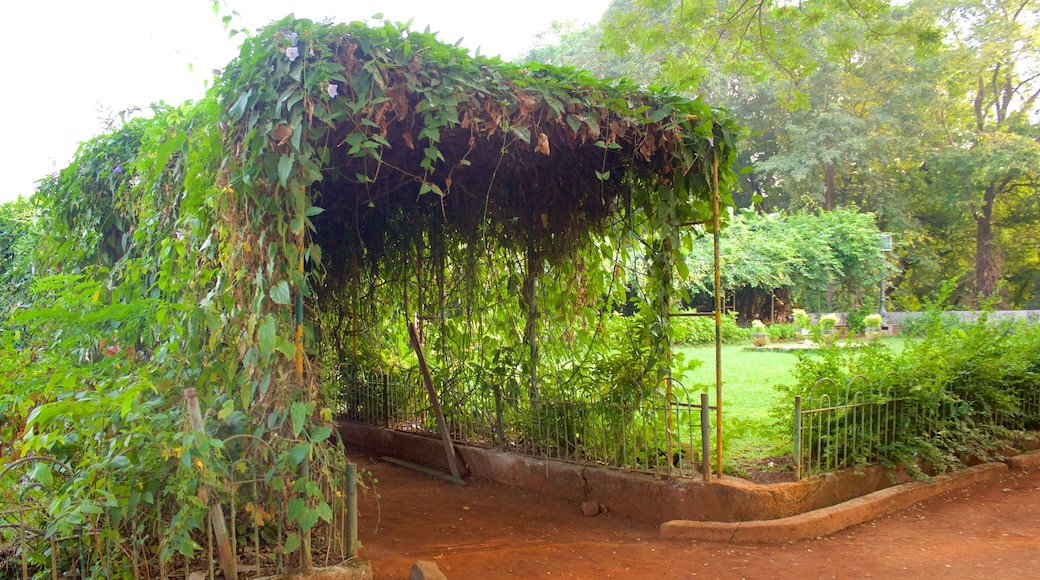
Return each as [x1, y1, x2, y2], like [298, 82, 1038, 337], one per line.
[337, 369, 713, 480]
[794, 375, 1040, 480]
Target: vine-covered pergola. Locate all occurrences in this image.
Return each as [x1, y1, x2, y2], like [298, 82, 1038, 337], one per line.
[41, 14, 741, 468]
[23, 15, 739, 574]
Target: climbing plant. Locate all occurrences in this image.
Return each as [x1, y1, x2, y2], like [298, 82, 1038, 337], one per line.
[2, 13, 738, 575]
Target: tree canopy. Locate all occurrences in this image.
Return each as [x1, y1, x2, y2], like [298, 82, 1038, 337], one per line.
[538, 0, 1040, 307]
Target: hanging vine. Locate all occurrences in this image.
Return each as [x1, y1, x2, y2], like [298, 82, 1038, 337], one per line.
[7, 13, 740, 574]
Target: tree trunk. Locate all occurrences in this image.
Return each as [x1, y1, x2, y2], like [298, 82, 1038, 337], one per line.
[974, 183, 1000, 299]
[823, 162, 836, 211]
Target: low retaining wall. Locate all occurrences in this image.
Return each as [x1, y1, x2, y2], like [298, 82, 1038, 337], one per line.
[338, 422, 923, 524]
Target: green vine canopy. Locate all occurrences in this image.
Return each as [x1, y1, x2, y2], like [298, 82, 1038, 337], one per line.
[34, 14, 739, 417]
[7, 14, 738, 571]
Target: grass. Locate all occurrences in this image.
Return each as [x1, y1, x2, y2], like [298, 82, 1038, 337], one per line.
[676, 344, 799, 469]
[675, 335, 907, 475]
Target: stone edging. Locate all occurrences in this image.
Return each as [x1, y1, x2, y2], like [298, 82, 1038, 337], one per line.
[660, 451, 1040, 543]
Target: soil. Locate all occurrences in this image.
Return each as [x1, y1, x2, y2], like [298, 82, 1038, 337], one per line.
[351, 448, 1040, 579]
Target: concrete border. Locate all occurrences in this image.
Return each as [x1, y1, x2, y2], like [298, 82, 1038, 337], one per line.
[661, 452, 1040, 543]
[338, 421, 1040, 536]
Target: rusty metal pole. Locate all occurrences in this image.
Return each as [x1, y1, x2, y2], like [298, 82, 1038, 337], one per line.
[712, 157, 724, 478]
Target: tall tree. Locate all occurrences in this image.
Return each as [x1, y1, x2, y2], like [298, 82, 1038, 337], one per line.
[537, 1, 1040, 306]
[918, 0, 1040, 299]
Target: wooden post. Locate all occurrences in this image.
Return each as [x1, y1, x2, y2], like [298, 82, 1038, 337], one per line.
[183, 388, 237, 580]
[407, 320, 462, 479]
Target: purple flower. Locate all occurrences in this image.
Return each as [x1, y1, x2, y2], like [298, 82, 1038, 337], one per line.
[326, 83, 339, 99]
[285, 46, 299, 62]
[113, 165, 122, 174]
[284, 32, 298, 46]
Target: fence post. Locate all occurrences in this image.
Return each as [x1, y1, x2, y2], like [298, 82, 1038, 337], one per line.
[382, 373, 390, 428]
[793, 396, 802, 481]
[700, 393, 711, 481]
[494, 384, 504, 449]
[346, 463, 359, 559]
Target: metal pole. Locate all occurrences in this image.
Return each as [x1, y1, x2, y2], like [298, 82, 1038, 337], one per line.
[879, 264, 887, 319]
[712, 157, 723, 478]
[494, 384, 504, 448]
[793, 396, 802, 481]
[345, 463, 358, 559]
[700, 393, 711, 481]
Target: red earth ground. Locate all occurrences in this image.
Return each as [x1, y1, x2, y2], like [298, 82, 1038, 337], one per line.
[350, 448, 1040, 579]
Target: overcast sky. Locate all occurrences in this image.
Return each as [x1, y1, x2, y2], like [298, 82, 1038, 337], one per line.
[0, 0, 609, 203]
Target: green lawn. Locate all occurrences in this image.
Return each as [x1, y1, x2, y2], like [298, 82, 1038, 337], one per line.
[676, 343, 800, 464]
[675, 336, 907, 472]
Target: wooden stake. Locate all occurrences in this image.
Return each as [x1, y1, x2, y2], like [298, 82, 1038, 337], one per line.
[184, 388, 238, 580]
[406, 319, 462, 479]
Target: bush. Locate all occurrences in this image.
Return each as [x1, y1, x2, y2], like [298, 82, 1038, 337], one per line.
[765, 323, 798, 341]
[863, 313, 883, 328]
[774, 283, 1040, 476]
[846, 303, 876, 334]
[792, 308, 811, 329]
[672, 311, 749, 345]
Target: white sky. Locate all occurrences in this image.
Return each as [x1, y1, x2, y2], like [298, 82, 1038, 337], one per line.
[0, 0, 609, 203]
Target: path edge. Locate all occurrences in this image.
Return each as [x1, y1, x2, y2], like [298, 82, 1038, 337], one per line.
[661, 451, 1040, 543]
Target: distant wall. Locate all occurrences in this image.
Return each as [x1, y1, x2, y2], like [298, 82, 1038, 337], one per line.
[884, 310, 1040, 327]
[809, 310, 1040, 330]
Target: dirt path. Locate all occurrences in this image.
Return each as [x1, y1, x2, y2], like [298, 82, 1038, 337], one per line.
[352, 451, 1040, 579]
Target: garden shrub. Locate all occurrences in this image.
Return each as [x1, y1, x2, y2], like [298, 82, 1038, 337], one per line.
[766, 322, 798, 341]
[672, 311, 749, 345]
[773, 282, 1040, 476]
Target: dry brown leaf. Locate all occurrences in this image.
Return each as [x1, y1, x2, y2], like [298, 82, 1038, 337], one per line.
[517, 92, 537, 116]
[271, 124, 293, 146]
[534, 132, 550, 156]
[388, 84, 408, 119]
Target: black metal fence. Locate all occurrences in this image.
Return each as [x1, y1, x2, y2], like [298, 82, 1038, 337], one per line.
[794, 375, 1040, 479]
[337, 368, 713, 479]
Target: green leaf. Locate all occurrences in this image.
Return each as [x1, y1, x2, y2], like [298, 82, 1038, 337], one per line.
[290, 402, 314, 437]
[258, 315, 277, 364]
[31, 462, 54, 486]
[297, 506, 319, 532]
[511, 125, 531, 144]
[284, 532, 301, 554]
[287, 442, 310, 467]
[229, 89, 253, 121]
[277, 153, 295, 188]
[275, 337, 297, 360]
[270, 280, 292, 305]
[304, 206, 325, 217]
[309, 426, 332, 442]
[315, 500, 334, 523]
